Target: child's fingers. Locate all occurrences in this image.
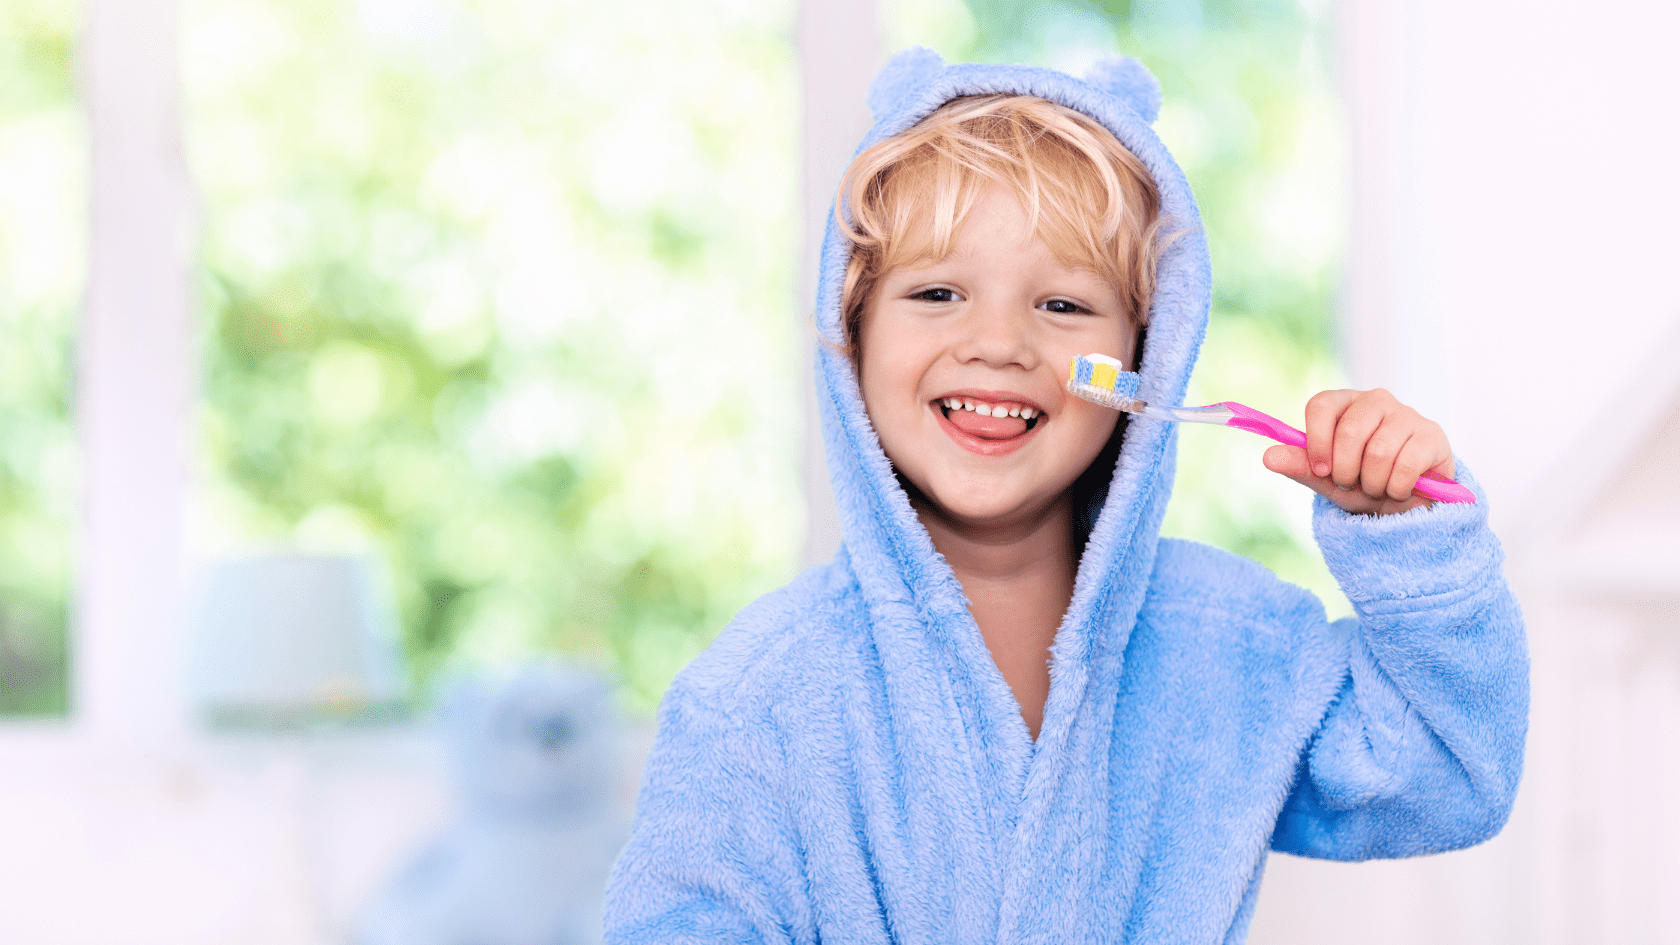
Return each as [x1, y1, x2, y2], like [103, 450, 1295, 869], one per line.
[1303, 390, 1358, 479]
[1330, 392, 1390, 492]
[1388, 423, 1454, 499]
[1359, 415, 1414, 500]
[1382, 431, 1437, 501]
[1423, 454, 1457, 482]
[1419, 428, 1456, 483]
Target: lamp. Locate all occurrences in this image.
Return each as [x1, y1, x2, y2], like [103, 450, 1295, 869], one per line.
[187, 553, 408, 728]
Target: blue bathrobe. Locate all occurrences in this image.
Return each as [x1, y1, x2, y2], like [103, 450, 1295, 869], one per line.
[604, 49, 1527, 944]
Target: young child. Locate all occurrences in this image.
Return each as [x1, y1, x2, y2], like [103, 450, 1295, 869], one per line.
[604, 49, 1526, 944]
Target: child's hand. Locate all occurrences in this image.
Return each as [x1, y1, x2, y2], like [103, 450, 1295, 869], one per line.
[1261, 388, 1455, 516]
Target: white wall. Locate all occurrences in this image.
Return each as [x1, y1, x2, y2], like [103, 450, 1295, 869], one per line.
[1335, 0, 1680, 529]
[1251, 1, 1680, 942]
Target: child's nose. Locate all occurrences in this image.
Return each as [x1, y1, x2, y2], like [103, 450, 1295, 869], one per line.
[955, 302, 1034, 368]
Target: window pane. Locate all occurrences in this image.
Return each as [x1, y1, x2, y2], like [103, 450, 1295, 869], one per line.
[184, 0, 804, 709]
[0, 0, 82, 717]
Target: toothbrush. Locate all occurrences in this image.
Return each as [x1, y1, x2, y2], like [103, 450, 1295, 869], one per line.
[1067, 353, 1476, 505]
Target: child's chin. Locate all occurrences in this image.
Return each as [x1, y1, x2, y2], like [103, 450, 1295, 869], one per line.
[925, 489, 1038, 529]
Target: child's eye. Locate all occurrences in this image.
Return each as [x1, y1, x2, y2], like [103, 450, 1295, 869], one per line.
[911, 287, 959, 303]
[1042, 298, 1090, 315]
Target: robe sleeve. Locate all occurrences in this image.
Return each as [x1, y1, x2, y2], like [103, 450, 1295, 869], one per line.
[1271, 463, 1529, 860]
[602, 684, 812, 945]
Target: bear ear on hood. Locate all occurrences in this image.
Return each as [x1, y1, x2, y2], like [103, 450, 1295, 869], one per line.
[1084, 56, 1162, 124]
[867, 46, 946, 123]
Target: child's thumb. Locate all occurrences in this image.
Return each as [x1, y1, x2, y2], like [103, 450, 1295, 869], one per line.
[1262, 444, 1334, 497]
[1262, 444, 1311, 480]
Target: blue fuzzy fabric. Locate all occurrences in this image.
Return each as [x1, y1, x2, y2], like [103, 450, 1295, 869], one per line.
[604, 49, 1527, 944]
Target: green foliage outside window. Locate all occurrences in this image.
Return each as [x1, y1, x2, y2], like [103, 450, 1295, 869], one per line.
[185, 0, 805, 711]
[187, 0, 1348, 720]
[892, 0, 1352, 615]
[0, 0, 80, 716]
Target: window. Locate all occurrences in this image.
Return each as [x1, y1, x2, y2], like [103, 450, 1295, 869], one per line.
[184, 0, 806, 709]
[0, 0, 82, 716]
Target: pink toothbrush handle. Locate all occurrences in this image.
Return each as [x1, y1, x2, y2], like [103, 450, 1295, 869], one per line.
[1217, 401, 1476, 505]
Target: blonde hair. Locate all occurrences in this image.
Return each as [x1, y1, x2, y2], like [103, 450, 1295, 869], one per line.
[835, 94, 1166, 355]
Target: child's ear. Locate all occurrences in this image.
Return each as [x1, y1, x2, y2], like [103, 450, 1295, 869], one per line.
[868, 46, 946, 123]
[1083, 57, 1162, 124]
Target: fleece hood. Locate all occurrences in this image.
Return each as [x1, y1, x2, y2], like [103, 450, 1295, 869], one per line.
[813, 48, 1210, 748]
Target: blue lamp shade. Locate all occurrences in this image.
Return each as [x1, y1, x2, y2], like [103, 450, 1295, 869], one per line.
[188, 554, 408, 728]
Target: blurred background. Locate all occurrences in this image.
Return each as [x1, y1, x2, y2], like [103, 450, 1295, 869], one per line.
[1, 0, 1676, 942]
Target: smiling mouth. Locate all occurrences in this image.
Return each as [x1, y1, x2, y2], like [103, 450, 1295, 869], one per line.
[934, 396, 1045, 454]
[938, 396, 1043, 430]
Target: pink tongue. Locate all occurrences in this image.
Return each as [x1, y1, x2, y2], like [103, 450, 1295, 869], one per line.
[947, 407, 1028, 439]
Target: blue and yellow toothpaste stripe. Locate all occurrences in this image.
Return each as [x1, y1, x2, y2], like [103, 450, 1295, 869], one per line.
[1089, 361, 1118, 391]
[1070, 355, 1119, 391]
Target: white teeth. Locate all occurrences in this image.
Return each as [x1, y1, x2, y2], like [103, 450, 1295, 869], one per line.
[941, 398, 1039, 419]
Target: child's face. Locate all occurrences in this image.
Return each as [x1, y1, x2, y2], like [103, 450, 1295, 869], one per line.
[858, 187, 1135, 532]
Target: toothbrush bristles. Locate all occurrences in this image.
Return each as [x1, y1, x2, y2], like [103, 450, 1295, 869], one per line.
[1067, 380, 1137, 411]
